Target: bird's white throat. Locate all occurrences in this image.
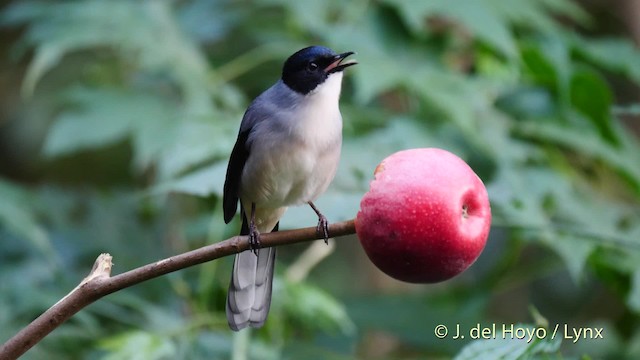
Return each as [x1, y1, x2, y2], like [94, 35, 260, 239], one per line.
[294, 72, 343, 144]
[309, 71, 344, 102]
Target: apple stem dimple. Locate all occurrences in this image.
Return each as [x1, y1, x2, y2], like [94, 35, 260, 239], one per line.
[462, 204, 469, 219]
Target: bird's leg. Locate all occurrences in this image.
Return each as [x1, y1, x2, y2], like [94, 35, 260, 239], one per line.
[248, 202, 261, 255]
[308, 201, 330, 244]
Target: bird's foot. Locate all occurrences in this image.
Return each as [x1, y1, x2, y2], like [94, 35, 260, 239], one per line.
[309, 201, 330, 244]
[316, 215, 330, 244]
[248, 222, 261, 256]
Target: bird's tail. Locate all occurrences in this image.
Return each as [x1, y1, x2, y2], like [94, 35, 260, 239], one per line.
[226, 218, 278, 331]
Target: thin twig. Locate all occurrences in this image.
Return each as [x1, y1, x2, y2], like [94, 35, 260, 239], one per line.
[0, 219, 356, 360]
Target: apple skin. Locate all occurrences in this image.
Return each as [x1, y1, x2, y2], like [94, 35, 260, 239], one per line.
[355, 148, 491, 283]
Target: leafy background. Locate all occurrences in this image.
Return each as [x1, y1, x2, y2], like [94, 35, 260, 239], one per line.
[1, 0, 639, 359]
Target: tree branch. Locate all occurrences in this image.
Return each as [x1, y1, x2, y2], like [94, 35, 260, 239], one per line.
[0, 219, 356, 360]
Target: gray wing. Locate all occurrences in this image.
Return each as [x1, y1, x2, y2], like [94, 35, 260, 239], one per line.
[222, 90, 276, 223]
[223, 129, 249, 223]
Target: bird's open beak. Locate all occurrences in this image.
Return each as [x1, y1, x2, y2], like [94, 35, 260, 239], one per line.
[324, 51, 358, 73]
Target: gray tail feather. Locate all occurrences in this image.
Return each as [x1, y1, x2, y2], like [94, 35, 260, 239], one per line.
[226, 220, 278, 331]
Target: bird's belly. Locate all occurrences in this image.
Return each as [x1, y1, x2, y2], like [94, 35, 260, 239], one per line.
[240, 141, 340, 208]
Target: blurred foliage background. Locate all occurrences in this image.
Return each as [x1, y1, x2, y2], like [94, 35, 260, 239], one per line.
[1, 0, 640, 359]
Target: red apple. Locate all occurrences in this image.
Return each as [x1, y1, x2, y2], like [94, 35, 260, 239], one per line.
[355, 148, 491, 283]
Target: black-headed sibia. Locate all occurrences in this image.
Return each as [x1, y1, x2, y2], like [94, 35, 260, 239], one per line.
[223, 46, 357, 330]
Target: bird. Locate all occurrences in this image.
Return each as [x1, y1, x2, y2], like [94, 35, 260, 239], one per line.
[222, 45, 357, 331]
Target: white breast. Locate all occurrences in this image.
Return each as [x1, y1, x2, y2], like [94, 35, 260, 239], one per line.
[240, 73, 344, 211]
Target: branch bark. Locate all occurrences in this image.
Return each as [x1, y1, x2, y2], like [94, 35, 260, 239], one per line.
[0, 219, 356, 360]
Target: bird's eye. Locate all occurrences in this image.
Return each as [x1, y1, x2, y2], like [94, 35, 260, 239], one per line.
[307, 62, 319, 71]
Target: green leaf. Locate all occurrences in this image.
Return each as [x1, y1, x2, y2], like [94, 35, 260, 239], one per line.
[495, 87, 555, 119]
[516, 120, 640, 194]
[384, 0, 517, 57]
[454, 324, 561, 360]
[628, 270, 640, 314]
[613, 104, 640, 116]
[539, 234, 594, 283]
[156, 117, 237, 180]
[0, 180, 53, 258]
[521, 45, 559, 90]
[43, 88, 177, 161]
[44, 111, 131, 158]
[99, 331, 176, 360]
[490, 160, 640, 282]
[282, 280, 356, 335]
[487, 0, 590, 32]
[21, 44, 63, 97]
[7, 0, 215, 113]
[347, 293, 486, 351]
[537, 0, 591, 25]
[570, 68, 616, 144]
[265, 0, 334, 34]
[326, 19, 414, 104]
[574, 37, 640, 85]
[130, 115, 181, 173]
[487, 166, 551, 230]
[521, 38, 572, 106]
[155, 162, 227, 197]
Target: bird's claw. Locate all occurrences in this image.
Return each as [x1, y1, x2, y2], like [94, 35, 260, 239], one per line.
[316, 215, 330, 244]
[248, 223, 261, 256]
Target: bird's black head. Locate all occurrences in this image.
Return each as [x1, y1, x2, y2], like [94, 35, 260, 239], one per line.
[281, 46, 357, 95]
